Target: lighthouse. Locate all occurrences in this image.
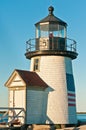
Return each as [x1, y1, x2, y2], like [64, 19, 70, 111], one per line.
[5, 6, 78, 126]
[25, 6, 78, 125]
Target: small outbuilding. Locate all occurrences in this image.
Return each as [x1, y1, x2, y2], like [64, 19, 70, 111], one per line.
[5, 69, 48, 124]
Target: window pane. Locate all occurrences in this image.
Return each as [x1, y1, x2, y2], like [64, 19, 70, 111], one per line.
[33, 58, 40, 71]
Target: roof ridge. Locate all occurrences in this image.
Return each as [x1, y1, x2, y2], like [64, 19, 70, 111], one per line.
[15, 69, 29, 72]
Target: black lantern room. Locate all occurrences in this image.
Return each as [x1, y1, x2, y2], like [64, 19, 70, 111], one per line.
[25, 6, 78, 59]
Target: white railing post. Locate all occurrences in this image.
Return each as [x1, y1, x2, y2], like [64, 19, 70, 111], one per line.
[0, 107, 25, 126]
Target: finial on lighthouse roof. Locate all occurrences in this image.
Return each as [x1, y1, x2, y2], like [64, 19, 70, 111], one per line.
[48, 6, 54, 15]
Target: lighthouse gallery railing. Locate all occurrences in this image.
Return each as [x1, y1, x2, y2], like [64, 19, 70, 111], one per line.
[26, 37, 77, 53]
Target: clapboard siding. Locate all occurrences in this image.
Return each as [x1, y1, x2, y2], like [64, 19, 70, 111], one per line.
[26, 89, 48, 124]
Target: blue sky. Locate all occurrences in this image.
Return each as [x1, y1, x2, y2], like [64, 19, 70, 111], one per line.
[0, 0, 86, 112]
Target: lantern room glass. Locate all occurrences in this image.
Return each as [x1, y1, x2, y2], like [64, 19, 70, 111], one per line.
[36, 22, 67, 38]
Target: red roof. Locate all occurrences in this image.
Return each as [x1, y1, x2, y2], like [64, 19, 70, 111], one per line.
[16, 69, 48, 89]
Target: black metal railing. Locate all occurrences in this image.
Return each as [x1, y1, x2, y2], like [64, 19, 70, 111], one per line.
[26, 37, 77, 53]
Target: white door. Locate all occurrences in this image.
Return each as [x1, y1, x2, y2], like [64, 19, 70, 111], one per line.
[15, 90, 25, 108]
[9, 89, 25, 124]
[9, 90, 15, 107]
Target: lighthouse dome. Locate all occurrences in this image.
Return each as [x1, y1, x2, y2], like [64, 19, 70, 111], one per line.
[35, 6, 67, 26]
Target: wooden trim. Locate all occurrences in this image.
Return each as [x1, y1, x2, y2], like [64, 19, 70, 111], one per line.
[8, 86, 26, 90]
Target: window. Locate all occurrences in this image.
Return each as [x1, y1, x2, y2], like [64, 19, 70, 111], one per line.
[33, 58, 40, 71]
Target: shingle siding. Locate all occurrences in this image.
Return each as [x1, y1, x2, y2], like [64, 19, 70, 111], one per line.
[30, 56, 77, 124]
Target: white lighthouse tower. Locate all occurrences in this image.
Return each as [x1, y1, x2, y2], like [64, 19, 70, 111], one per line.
[25, 6, 78, 125]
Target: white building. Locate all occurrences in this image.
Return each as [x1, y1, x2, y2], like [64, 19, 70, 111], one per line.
[5, 69, 48, 124]
[5, 6, 78, 125]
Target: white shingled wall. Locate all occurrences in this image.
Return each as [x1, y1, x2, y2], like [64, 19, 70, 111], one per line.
[30, 56, 68, 124]
[30, 56, 77, 124]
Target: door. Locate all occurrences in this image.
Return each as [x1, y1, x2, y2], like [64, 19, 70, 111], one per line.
[9, 89, 25, 124]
